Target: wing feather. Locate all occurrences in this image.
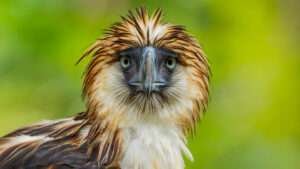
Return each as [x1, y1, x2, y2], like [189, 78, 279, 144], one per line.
[0, 115, 121, 169]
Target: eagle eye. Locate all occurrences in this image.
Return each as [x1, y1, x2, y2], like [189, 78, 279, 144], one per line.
[120, 55, 131, 69]
[165, 57, 177, 70]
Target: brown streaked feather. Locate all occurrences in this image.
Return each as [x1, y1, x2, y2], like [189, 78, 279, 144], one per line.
[79, 7, 210, 133]
[0, 113, 122, 169]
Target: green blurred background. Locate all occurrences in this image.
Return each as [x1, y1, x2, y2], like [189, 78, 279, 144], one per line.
[0, 0, 299, 168]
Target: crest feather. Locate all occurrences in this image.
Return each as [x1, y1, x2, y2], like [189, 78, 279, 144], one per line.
[79, 7, 210, 134]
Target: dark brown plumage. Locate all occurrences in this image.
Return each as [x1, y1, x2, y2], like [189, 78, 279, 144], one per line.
[0, 8, 210, 169]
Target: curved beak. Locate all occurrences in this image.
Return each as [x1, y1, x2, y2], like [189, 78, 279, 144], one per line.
[128, 47, 166, 93]
[141, 47, 157, 93]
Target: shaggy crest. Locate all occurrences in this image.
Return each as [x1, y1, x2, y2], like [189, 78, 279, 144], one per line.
[79, 8, 210, 134]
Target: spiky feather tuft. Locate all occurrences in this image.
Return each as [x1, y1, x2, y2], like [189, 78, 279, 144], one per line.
[80, 7, 210, 134]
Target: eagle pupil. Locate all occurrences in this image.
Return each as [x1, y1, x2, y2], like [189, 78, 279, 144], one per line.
[166, 58, 176, 70]
[120, 56, 131, 69]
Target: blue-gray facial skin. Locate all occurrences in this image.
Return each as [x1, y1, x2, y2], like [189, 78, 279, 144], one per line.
[118, 46, 178, 94]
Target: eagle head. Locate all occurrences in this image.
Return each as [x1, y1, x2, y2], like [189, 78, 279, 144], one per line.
[80, 8, 210, 134]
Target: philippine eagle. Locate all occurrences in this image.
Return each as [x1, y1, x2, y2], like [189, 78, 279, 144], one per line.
[0, 8, 210, 169]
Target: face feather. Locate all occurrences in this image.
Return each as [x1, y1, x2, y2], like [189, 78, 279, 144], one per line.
[80, 7, 210, 134]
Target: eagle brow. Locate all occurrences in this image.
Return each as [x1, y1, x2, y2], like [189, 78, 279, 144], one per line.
[158, 48, 178, 58]
[118, 47, 140, 57]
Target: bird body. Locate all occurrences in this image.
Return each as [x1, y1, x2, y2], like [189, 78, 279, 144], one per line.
[0, 8, 210, 169]
[0, 116, 189, 169]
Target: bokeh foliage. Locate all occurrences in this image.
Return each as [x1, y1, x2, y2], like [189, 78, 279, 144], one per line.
[0, 0, 299, 169]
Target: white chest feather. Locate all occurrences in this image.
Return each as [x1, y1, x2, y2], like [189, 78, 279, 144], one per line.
[120, 123, 192, 169]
